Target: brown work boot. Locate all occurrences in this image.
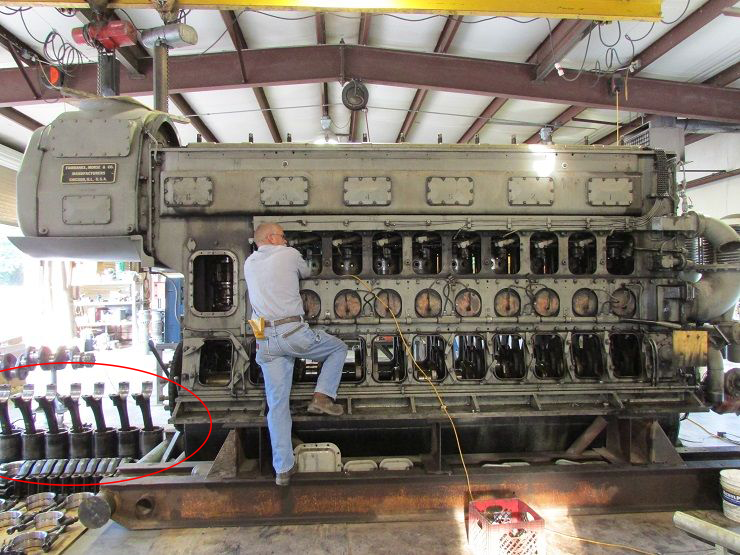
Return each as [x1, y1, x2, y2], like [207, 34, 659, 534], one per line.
[275, 463, 297, 486]
[307, 393, 344, 416]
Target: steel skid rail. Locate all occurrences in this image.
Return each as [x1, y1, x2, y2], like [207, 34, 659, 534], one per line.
[87, 456, 739, 529]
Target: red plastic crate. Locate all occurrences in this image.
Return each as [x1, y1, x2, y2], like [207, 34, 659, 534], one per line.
[468, 498, 546, 555]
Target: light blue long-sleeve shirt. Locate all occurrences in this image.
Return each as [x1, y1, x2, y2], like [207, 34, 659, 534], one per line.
[244, 245, 310, 321]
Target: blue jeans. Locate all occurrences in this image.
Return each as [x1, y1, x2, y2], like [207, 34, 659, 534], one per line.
[255, 322, 348, 474]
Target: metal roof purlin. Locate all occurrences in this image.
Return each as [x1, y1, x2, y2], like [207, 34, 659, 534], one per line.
[169, 92, 219, 143]
[395, 15, 462, 143]
[458, 18, 592, 144]
[220, 9, 282, 142]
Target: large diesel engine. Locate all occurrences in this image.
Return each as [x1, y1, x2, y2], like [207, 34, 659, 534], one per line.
[11, 97, 740, 465]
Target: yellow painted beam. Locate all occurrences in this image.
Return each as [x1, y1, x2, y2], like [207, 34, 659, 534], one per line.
[0, 0, 662, 21]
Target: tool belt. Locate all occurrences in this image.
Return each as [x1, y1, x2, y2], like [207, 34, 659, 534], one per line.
[264, 315, 303, 328]
[248, 315, 303, 339]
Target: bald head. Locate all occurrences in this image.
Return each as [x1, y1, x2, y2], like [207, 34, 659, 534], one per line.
[254, 222, 286, 247]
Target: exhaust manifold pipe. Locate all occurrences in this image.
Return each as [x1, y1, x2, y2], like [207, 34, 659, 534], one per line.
[679, 212, 740, 323]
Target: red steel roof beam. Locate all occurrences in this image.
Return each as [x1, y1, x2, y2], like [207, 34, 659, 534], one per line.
[2, 46, 740, 124]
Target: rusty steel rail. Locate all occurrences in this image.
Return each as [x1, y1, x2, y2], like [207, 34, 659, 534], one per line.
[91, 458, 738, 529]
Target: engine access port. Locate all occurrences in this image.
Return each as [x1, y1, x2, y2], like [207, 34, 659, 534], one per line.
[451, 232, 481, 274]
[287, 232, 323, 276]
[492, 334, 526, 380]
[190, 251, 236, 314]
[610, 287, 637, 318]
[299, 289, 321, 319]
[606, 232, 635, 275]
[453, 335, 487, 380]
[572, 288, 598, 317]
[372, 232, 402, 275]
[533, 288, 560, 317]
[455, 288, 482, 317]
[412, 232, 442, 274]
[372, 335, 407, 382]
[332, 233, 363, 275]
[530, 232, 559, 274]
[415, 288, 443, 318]
[374, 289, 403, 318]
[412, 335, 447, 382]
[568, 232, 597, 274]
[533, 334, 565, 379]
[334, 289, 363, 320]
[571, 333, 606, 379]
[494, 288, 521, 317]
[610, 333, 644, 378]
[198, 339, 233, 386]
[490, 232, 520, 274]
[294, 337, 365, 384]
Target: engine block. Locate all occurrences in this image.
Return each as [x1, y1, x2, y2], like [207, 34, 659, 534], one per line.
[11, 98, 740, 458]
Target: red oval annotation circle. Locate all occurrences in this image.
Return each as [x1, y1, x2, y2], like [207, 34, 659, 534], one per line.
[0, 361, 211, 487]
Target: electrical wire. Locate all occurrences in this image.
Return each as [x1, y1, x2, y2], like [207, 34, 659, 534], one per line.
[546, 528, 660, 555]
[661, 0, 691, 25]
[597, 21, 622, 48]
[0, 6, 30, 15]
[54, 8, 77, 17]
[18, 9, 47, 45]
[685, 418, 740, 446]
[349, 274, 473, 502]
[625, 22, 655, 43]
[559, 27, 593, 82]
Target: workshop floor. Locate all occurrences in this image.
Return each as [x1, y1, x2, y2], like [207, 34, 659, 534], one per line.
[68, 511, 717, 554]
[16, 347, 740, 554]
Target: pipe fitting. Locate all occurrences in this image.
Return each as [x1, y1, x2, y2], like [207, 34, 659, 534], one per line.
[688, 272, 740, 323]
[692, 212, 740, 254]
[678, 212, 740, 323]
[706, 346, 725, 405]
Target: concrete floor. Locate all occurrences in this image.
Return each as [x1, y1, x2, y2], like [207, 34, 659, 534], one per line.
[67, 512, 718, 554]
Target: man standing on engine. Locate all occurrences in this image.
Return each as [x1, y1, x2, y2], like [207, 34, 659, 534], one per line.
[244, 222, 347, 486]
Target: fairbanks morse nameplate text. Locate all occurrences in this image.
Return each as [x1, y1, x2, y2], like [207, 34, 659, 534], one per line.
[61, 163, 117, 184]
